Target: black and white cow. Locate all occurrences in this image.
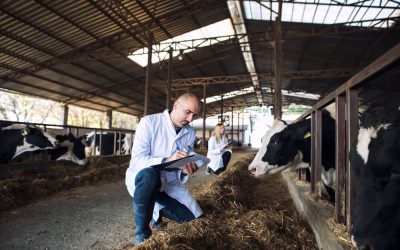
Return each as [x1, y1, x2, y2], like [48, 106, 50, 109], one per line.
[84, 131, 133, 156]
[47, 133, 89, 166]
[248, 110, 336, 201]
[0, 124, 58, 164]
[350, 100, 400, 249]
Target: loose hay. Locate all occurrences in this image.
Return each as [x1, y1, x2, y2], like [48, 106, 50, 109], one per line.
[0, 156, 130, 213]
[133, 153, 317, 250]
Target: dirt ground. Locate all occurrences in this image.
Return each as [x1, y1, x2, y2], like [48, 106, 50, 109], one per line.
[0, 149, 317, 249]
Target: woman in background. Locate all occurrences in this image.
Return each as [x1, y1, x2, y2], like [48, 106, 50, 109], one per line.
[206, 123, 232, 175]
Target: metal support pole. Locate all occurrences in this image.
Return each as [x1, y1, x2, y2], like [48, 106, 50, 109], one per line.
[242, 114, 245, 144]
[166, 47, 173, 110]
[231, 107, 234, 140]
[93, 129, 97, 156]
[237, 113, 240, 142]
[107, 110, 112, 129]
[202, 84, 207, 148]
[144, 32, 153, 116]
[62, 105, 69, 126]
[220, 94, 224, 123]
[311, 110, 322, 197]
[346, 89, 359, 231]
[335, 95, 346, 224]
[273, 1, 283, 119]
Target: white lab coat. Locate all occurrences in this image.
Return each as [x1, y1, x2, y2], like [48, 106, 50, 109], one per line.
[125, 110, 203, 221]
[206, 135, 231, 171]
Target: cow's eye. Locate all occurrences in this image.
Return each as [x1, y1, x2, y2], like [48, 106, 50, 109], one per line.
[272, 139, 279, 145]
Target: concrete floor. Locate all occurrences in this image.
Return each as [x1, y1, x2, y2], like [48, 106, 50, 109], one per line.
[0, 152, 246, 250]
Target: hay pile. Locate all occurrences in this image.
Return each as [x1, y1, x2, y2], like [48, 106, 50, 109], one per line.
[134, 154, 317, 250]
[0, 156, 129, 212]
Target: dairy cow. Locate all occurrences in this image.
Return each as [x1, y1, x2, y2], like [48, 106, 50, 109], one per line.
[350, 99, 400, 249]
[0, 124, 58, 164]
[249, 110, 336, 201]
[47, 133, 89, 166]
[84, 131, 133, 156]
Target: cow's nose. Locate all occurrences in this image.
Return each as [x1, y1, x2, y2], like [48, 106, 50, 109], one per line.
[54, 140, 60, 147]
[249, 167, 256, 175]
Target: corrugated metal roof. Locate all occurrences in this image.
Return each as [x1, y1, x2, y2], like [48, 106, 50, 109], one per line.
[0, 0, 399, 118]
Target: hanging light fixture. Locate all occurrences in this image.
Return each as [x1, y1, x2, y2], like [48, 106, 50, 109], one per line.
[178, 49, 184, 60]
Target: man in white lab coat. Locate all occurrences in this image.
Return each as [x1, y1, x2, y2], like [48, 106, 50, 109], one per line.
[125, 93, 202, 245]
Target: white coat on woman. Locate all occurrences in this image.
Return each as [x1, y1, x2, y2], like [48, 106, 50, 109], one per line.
[207, 135, 232, 172]
[125, 109, 203, 221]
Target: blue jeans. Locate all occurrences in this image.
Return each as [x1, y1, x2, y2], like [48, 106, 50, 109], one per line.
[210, 151, 231, 175]
[133, 168, 195, 245]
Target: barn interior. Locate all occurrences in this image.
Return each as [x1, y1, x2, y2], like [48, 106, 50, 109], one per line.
[1, 1, 400, 249]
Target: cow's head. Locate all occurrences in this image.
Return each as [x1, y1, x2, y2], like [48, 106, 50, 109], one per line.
[121, 133, 133, 155]
[4, 124, 59, 159]
[351, 123, 400, 250]
[261, 118, 312, 174]
[248, 120, 286, 176]
[51, 133, 89, 166]
[21, 125, 58, 148]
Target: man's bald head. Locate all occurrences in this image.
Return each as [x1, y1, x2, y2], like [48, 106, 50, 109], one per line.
[170, 93, 201, 128]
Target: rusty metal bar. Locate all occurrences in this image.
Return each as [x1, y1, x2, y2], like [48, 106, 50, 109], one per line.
[113, 131, 117, 155]
[335, 95, 346, 224]
[311, 110, 322, 198]
[346, 89, 359, 232]
[144, 32, 153, 116]
[202, 84, 207, 148]
[166, 47, 173, 109]
[93, 129, 97, 156]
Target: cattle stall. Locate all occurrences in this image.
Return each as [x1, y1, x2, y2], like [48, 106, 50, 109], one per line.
[0, 120, 135, 178]
[285, 42, 400, 249]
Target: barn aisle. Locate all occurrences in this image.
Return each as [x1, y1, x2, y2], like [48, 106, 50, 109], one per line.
[0, 180, 133, 249]
[0, 151, 249, 249]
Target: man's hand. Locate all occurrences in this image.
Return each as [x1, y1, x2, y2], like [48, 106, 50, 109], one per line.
[167, 150, 188, 162]
[182, 162, 198, 175]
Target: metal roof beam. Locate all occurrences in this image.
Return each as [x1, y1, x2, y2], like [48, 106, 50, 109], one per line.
[170, 68, 355, 88]
[259, 0, 399, 9]
[228, 0, 263, 105]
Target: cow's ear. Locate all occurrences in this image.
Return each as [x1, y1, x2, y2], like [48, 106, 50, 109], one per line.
[303, 132, 311, 139]
[21, 126, 31, 136]
[68, 132, 76, 140]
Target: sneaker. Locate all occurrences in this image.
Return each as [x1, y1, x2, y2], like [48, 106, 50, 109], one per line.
[134, 233, 150, 245]
[150, 218, 163, 230]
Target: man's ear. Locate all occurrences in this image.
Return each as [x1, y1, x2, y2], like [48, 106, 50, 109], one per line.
[172, 100, 180, 110]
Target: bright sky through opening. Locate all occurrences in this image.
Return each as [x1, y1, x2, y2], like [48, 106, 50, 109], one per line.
[128, 19, 235, 67]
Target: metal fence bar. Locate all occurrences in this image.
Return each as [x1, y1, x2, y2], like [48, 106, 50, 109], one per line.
[346, 89, 359, 232]
[335, 95, 346, 224]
